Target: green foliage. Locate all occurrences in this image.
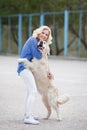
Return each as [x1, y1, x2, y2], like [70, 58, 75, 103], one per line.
[0, 0, 87, 15]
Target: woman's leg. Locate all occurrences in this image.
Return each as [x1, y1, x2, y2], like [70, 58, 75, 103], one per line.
[20, 69, 39, 124]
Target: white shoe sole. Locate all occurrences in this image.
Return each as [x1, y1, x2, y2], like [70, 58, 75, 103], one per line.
[24, 119, 40, 125]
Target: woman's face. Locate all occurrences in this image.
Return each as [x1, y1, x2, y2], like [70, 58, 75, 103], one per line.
[38, 29, 50, 41]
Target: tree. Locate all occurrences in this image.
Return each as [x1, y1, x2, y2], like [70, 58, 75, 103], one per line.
[0, 0, 87, 56]
[0, 0, 87, 15]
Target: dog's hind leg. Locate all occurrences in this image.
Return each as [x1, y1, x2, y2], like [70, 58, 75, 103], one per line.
[55, 107, 62, 121]
[42, 95, 51, 119]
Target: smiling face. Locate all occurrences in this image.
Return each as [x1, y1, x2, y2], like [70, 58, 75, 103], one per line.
[38, 29, 50, 42]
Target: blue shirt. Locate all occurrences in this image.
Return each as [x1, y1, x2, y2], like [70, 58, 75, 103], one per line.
[17, 36, 42, 75]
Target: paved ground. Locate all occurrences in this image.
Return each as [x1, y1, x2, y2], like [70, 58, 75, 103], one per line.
[0, 55, 87, 130]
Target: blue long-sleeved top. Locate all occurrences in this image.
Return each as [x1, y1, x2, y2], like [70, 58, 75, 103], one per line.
[17, 36, 42, 75]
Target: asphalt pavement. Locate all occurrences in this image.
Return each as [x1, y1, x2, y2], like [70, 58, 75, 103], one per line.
[0, 55, 87, 130]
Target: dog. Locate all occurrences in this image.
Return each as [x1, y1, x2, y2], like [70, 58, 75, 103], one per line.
[18, 41, 70, 121]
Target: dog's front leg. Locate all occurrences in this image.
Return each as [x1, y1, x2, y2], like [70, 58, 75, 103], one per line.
[18, 58, 33, 69]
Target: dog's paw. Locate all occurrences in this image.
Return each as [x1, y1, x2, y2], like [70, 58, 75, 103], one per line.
[56, 115, 62, 121]
[57, 118, 62, 121]
[17, 58, 27, 63]
[17, 58, 21, 63]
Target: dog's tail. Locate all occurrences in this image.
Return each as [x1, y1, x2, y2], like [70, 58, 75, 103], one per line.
[57, 94, 70, 105]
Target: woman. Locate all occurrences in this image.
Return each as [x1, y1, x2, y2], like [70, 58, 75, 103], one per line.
[17, 25, 53, 125]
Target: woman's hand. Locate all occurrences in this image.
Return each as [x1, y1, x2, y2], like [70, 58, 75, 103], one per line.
[47, 72, 54, 79]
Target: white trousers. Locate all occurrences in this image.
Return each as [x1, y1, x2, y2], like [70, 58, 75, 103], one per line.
[20, 69, 37, 118]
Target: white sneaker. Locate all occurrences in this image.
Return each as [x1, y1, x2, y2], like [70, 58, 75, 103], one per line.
[24, 116, 40, 125]
[24, 114, 39, 120]
[33, 115, 39, 120]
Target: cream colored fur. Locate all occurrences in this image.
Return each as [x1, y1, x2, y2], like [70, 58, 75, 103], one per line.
[18, 46, 69, 120]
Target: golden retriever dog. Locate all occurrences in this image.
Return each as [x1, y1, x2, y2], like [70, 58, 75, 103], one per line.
[18, 41, 70, 121]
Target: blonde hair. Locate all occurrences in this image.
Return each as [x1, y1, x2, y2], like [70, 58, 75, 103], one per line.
[32, 25, 52, 45]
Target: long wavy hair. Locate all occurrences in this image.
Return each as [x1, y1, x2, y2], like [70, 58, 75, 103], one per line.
[32, 25, 52, 45]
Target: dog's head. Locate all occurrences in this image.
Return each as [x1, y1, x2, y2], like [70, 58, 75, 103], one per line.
[38, 41, 50, 55]
[37, 41, 46, 50]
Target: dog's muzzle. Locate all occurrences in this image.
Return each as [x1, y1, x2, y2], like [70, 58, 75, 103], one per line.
[37, 41, 46, 50]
